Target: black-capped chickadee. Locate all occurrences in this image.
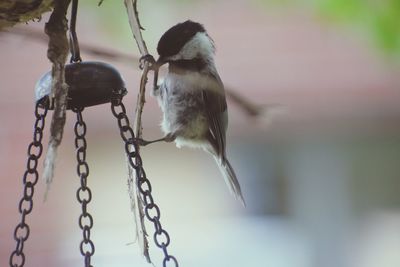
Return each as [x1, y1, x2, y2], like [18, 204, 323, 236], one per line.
[142, 20, 244, 205]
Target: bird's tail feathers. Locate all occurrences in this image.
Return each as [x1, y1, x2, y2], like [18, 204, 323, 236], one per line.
[213, 156, 245, 206]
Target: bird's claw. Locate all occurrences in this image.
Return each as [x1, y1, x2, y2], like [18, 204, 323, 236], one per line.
[135, 134, 176, 147]
[136, 138, 150, 146]
[164, 133, 176, 143]
[139, 54, 156, 70]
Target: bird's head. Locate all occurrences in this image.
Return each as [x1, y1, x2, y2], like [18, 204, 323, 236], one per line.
[156, 20, 215, 67]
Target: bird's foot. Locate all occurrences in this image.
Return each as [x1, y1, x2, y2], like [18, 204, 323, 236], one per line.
[135, 134, 176, 147]
[164, 133, 176, 143]
[135, 138, 151, 146]
[139, 54, 156, 70]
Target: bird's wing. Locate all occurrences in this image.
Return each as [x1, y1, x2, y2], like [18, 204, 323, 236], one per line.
[202, 72, 228, 159]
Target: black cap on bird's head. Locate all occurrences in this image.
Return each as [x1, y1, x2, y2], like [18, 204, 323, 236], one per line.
[157, 20, 206, 59]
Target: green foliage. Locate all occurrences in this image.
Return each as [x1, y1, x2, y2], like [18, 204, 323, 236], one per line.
[372, 1, 400, 52]
[258, 0, 400, 55]
[317, 0, 365, 21]
[318, 0, 400, 53]
[81, 1, 133, 45]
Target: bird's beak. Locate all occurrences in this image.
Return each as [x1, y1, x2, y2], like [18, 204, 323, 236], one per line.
[152, 57, 167, 89]
[154, 56, 167, 70]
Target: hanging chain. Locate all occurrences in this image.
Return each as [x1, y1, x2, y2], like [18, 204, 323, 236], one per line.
[69, 0, 82, 63]
[73, 107, 95, 267]
[110, 95, 179, 267]
[9, 99, 49, 267]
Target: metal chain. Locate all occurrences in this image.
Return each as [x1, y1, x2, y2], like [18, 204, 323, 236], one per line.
[110, 96, 179, 267]
[73, 107, 95, 267]
[9, 99, 49, 267]
[69, 0, 82, 63]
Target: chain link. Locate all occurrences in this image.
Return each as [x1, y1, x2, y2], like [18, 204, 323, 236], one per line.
[9, 99, 48, 267]
[73, 107, 95, 267]
[110, 95, 179, 267]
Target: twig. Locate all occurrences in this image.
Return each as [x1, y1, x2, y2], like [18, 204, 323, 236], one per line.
[123, 0, 151, 263]
[227, 89, 287, 126]
[226, 90, 262, 117]
[123, 0, 149, 137]
[5, 27, 139, 64]
[42, 0, 71, 199]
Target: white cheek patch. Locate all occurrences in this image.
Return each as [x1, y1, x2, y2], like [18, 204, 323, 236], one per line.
[170, 32, 215, 61]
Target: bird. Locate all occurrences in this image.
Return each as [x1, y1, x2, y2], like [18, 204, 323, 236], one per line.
[141, 20, 244, 205]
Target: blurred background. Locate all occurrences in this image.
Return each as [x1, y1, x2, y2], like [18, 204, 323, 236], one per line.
[1, 0, 400, 266]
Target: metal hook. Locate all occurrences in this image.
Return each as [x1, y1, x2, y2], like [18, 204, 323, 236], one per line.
[69, 0, 82, 63]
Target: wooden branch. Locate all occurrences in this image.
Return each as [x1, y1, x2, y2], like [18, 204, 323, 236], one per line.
[42, 0, 71, 198]
[124, 0, 148, 56]
[124, 0, 150, 138]
[123, 0, 151, 263]
[5, 27, 139, 64]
